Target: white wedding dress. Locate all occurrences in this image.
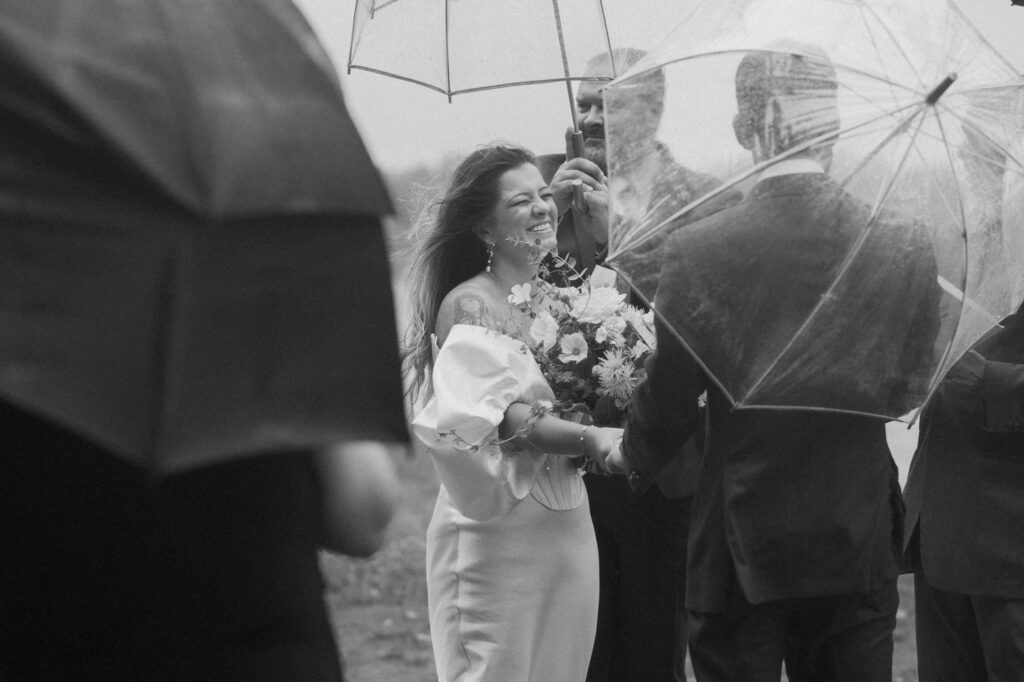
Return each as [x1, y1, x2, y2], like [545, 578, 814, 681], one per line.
[412, 324, 598, 682]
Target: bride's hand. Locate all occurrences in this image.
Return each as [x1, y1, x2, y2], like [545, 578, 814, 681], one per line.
[603, 442, 627, 475]
[581, 426, 624, 472]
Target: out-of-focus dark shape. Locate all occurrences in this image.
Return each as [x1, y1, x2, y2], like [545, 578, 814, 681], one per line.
[0, 0, 407, 472]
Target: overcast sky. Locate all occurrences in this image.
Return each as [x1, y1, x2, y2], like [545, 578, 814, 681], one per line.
[294, 0, 1024, 173]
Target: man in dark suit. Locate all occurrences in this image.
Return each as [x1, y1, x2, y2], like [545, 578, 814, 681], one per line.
[538, 47, 722, 681]
[903, 302, 1024, 681]
[615, 45, 940, 681]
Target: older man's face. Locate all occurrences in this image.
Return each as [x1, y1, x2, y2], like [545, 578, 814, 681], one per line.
[575, 80, 607, 171]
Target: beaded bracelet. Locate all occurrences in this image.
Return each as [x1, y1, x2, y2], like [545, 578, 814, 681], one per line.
[578, 425, 591, 455]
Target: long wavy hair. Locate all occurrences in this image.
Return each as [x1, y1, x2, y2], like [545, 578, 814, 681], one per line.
[402, 143, 538, 401]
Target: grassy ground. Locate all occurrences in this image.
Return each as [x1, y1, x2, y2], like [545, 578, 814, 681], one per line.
[321, 450, 920, 682]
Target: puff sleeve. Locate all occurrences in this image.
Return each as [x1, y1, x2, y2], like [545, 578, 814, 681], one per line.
[411, 325, 554, 521]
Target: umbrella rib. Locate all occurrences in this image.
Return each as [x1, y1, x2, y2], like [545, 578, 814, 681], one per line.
[445, 0, 452, 102]
[551, 0, 580, 130]
[347, 65, 456, 96]
[448, 76, 614, 95]
[832, 106, 926, 195]
[613, 50, 925, 105]
[596, 0, 615, 72]
[928, 108, 1004, 381]
[853, 1, 927, 97]
[346, 0, 362, 72]
[347, 66, 614, 99]
[741, 114, 930, 406]
[928, 89, 1024, 175]
[908, 116, 960, 420]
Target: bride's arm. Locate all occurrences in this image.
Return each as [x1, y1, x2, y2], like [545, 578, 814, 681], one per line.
[499, 402, 622, 469]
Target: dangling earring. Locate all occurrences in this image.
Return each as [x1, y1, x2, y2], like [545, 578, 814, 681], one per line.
[485, 241, 494, 272]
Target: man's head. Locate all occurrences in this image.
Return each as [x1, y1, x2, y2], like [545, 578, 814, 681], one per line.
[575, 47, 665, 172]
[732, 42, 840, 164]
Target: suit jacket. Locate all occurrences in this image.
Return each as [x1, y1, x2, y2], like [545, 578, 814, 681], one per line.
[903, 307, 1024, 597]
[625, 172, 940, 612]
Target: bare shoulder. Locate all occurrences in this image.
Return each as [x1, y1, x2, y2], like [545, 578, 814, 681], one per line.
[435, 277, 505, 345]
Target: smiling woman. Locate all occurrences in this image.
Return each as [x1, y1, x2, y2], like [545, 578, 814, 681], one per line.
[479, 162, 558, 278]
[399, 143, 624, 681]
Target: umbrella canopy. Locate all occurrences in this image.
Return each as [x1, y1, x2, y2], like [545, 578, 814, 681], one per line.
[603, 0, 1024, 422]
[347, 0, 617, 130]
[0, 0, 408, 472]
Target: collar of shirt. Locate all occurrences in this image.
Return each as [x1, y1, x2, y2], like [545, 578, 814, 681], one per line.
[757, 157, 825, 182]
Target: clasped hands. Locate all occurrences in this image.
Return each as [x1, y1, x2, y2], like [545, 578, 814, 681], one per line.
[581, 426, 628, 475]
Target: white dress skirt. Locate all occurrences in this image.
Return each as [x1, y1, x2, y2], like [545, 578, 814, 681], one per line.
[412, 324, 598, 682]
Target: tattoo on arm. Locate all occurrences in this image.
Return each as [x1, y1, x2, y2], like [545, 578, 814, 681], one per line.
[450, 292, 495, 329]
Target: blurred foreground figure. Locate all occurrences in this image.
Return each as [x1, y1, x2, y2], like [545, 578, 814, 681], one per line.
[904, 302, 1024, 682]
[0, 0, 406, 679]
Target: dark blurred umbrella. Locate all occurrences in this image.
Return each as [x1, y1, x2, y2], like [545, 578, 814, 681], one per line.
[603, 0, 1024, 422]
[0, 0, 408, 472]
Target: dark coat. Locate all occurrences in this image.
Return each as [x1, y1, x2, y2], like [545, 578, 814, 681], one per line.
[0, 402, 343, 682]
[903, 307, 1024, 597]
[625, 172, 940, 612]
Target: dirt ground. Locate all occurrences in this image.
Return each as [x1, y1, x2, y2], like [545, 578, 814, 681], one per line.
[321, 450, 920, 682]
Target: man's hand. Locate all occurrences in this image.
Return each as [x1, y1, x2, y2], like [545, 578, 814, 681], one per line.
[582, 426, 624, 473]
[550, 158, 609, 243]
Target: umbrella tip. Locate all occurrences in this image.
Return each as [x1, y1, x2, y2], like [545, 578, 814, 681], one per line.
[925, 73, 957, 106]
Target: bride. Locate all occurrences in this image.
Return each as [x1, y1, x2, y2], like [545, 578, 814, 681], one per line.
[404, 144, 622, 681]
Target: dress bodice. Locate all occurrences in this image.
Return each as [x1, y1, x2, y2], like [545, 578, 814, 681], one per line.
[413, 324, 584, 520]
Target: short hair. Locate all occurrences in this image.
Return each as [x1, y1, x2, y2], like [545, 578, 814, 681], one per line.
[586, 47, 665, 117]
[735, 43, 840, 156]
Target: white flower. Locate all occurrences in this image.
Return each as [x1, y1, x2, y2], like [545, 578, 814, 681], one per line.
[595, 315, 627, 346]
[620, 305, 655, 351]
[592, 349, 641, 408]
[507, 282, 532, 306]
[558, 332, 589, 364]
[570, 286, 626, 323]
[529, 310, 559, 352]
[620, 305, 645, 328]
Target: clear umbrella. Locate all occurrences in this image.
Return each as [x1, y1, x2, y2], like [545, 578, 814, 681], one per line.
[348, 0, 618, 156]
[602, 0, 1024, 422]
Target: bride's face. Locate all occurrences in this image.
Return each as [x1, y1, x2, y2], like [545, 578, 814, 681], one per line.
[482, 163, 557, 264]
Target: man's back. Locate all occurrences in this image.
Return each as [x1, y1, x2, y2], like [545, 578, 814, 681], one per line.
[658, 172, 939, 417]
[644, 171, 940, 611]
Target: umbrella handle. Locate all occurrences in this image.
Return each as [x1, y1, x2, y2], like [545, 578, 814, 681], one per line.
[569, 129, 586, 211]
[569, 129, 585, 158]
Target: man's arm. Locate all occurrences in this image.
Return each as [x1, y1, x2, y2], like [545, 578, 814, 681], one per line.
[981, 357, 1024, 431]
[620, 318, 705, 493]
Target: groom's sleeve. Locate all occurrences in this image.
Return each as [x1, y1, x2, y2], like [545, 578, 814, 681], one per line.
[623, 318, 703, 494]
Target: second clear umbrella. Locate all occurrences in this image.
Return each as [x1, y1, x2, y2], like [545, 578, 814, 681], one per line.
[602, 0, 1024, 422]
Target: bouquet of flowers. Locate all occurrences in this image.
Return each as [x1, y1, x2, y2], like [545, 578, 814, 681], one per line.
[507, 266, 657, 429]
